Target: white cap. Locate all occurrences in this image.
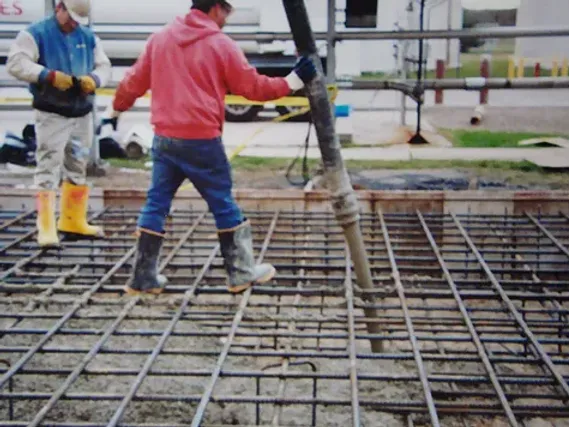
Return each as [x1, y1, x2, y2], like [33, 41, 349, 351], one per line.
[61, 0, 90, 26]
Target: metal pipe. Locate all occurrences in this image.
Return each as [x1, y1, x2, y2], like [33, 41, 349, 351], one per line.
[339, 76, 569, 90]
[409, 0, 427, 145]
[86, 4, 103, 176]
[281, 0, 383, 354]
[0, 25, 568, 42]
[470, 105, 485, 126]
[3, 77, 569, 94]
[326, 0, 336, 84]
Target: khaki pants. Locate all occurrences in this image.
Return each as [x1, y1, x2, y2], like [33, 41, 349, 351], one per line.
[34, 110, 94, 190]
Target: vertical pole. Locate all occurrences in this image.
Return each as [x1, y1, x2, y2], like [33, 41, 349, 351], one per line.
[445, 0, 452, 66]
[435, 59, 445, 104]
[326, 0, 336, 84]
[327, 0, 337, 125]
[408, 0, 427, 145]
[479, 56, 489, 104]
[400, 1, 414, 127]
[45, 0, 54, 14]
[534, 62, 541, 78]
[552, 58, 559, 77]
[400, 44, 407, 126]
[561, 58, 568, 77]
[507, 56, 515, 80]
[87, 5, 100, 170]
[517, 57, 525, 78]
[282, 0, 384, 353]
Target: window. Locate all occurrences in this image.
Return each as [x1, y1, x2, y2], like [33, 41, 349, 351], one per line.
[345, 0, 378, 28]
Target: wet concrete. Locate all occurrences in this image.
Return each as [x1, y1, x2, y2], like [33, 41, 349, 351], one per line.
[342, 170, 527, 191]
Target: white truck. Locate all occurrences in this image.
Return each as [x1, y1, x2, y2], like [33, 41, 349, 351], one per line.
[0, 0, 462, 121]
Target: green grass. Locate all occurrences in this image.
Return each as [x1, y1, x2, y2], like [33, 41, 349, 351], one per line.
[108, 156, 318, 171]
[108, 157, 149, 169]
[446, 130, 565, 148]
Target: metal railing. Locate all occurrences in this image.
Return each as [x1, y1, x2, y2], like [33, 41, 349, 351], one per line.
[0, 25, 567, 42]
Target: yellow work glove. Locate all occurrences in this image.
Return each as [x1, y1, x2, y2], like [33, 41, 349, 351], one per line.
[79, 75, 97, 94]
[48, 71, 73, 91]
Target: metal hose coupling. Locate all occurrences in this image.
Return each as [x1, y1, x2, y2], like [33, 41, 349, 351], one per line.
[322, 165, 361, 227]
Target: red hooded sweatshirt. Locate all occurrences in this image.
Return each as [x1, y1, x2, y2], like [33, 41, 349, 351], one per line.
[113, 9, 291, 140]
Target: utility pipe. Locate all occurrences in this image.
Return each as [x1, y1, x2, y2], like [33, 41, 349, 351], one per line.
[0, 25, 568, 42]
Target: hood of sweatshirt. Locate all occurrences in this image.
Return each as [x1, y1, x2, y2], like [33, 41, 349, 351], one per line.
[169, 9, 221, 47]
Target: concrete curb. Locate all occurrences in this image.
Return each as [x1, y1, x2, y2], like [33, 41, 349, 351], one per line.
[2, 188, 569, 216]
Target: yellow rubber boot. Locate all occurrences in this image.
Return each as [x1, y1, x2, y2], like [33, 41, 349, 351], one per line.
[57, 181, 104, 240]
[36, 190, 60, 248]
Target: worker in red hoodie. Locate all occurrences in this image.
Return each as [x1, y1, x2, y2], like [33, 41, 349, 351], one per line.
[106, 0, 317, 295]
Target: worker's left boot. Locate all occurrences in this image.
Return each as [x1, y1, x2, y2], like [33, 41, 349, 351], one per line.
[218, 219, 276, 294]
[57, 181, 104, 240]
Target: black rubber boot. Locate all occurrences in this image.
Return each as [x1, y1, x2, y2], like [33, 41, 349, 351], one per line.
[125, 228, 168, 295]
[218, 219, 276, 294]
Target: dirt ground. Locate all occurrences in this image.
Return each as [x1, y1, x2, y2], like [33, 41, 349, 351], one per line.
[87, 164, 569, 192]
[92, 166, 296, 191]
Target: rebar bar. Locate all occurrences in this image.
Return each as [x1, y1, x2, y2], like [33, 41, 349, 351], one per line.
[0, 207, 568, 426]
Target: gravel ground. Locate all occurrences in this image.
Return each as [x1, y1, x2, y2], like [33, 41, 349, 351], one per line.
[423, 106, 569, 134]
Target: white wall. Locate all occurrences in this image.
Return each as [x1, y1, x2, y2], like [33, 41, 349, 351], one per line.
[358, 0, 463, 74]
[515, 0, 569, 66]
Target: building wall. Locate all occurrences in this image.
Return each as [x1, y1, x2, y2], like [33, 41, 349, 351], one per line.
[515, 0, 569, 66]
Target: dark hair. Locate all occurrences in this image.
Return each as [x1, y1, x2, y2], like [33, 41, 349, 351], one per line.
[191, 0, 232, 13]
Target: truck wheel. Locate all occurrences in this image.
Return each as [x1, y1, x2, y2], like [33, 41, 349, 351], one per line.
[225, 104, 262, 122]
[276, 106, 312, 122]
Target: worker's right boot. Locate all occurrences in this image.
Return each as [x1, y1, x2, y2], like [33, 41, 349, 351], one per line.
[36, 190, 60, 248]
[124, 228, 168, 295]
[218, 219, 276, 294]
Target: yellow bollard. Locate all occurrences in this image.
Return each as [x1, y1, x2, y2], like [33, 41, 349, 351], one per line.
[552, 58, 559, 77]
[562, 58, 568, 77]
[517, 58, 525, 78]
[507, 57, 515, 79]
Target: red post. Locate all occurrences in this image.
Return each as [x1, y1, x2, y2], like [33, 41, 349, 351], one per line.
[534, 62, 541, 77]
[435, 59, 445, 104]
[480, 57, 489, 104]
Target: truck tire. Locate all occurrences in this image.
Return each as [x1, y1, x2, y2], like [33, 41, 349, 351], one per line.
[276, 105, 312, 122]
[225, 104, 262, 122]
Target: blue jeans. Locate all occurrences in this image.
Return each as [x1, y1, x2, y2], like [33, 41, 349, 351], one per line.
[137, 135, 243, 233]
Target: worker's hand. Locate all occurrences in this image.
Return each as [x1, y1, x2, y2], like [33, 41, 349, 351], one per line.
[285, 56, 317, 92]
[46, 71, 74, 91]
[100, 103, 121, 131]
[104, 102, 121, 119]
[100, 117, 118, 131]
[78, 75, 98, 94]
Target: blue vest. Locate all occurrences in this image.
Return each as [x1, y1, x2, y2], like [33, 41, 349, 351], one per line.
[27, 16, 96, 118]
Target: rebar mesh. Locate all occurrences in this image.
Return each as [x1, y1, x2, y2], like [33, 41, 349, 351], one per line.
[0, 207, 568, 427]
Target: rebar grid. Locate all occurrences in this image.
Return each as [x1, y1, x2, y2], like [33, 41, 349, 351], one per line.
[0, 207, 568, 427]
